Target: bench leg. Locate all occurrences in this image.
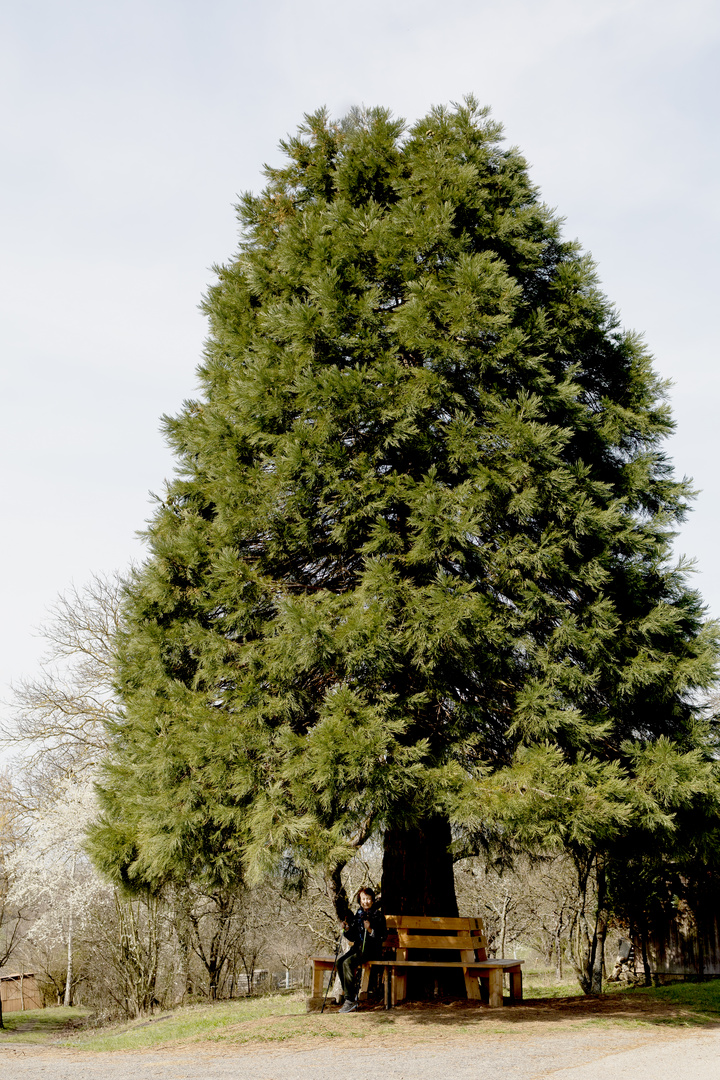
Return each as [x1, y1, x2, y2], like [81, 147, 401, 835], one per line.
[312, 964, 325, 999]
[358, 964, 371, 1002]
[509, 969, 523, 1002]
[307, 963, 334, 1011]
[463, 967, 482, 1000]
[390, 968, 407, 1005]
[487, 967, 503, 1008]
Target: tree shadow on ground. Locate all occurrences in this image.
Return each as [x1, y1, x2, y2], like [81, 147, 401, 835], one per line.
[347, 992, 720, 1030]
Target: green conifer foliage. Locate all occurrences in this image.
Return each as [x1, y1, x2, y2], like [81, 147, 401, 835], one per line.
[90, 100, 719, 915]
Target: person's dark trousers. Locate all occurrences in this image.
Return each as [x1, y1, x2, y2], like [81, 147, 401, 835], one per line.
[338, 946, 362, 1000]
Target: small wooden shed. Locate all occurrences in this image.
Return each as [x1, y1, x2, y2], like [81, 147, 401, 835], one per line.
[0, 972, 43, 1013]
[628, 873, 720, 981]
[646, 910, 720, 978]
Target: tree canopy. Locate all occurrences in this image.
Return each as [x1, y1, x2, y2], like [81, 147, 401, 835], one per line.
[89, 99, 719, 920]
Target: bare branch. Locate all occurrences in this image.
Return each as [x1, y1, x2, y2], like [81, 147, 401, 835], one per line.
[1, 572, 126, 788]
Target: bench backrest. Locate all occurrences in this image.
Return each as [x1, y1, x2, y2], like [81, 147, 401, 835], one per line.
[385, 915, 488, 960]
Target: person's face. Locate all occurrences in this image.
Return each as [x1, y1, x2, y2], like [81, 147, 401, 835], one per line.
[359, 891, 373, 911]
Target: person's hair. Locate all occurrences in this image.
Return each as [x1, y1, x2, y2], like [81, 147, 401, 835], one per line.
[356, 886, 376, 904]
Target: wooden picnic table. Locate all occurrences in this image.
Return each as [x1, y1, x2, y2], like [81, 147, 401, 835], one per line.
[309, 914, 523, 1010]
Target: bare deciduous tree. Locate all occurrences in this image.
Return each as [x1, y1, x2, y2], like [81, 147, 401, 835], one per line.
[2, 573, 123, 790]
[85, 892, 166, 1017]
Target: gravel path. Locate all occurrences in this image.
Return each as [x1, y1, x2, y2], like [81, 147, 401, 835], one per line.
[1, 1025, 719, 1079]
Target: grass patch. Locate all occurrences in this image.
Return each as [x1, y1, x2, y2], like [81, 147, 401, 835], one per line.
[610, 979, 720, 1025]
[522, 964, 585, 999]
[521, 975, 720, 1029]
[524, 979, 584, 1000]
[0, 1006, 89, 1043]
[64, 994, 310, 1052]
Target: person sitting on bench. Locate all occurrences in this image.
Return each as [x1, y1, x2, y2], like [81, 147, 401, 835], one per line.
[338, 887, 386, 1012]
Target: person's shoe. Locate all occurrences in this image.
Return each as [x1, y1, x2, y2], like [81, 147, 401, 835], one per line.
[339, 999, 358, 1013]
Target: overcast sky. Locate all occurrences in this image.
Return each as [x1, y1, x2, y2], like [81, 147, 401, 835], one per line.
[2, 0, 719, 697]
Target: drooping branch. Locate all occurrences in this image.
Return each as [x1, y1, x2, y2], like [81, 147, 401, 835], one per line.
[327, 814, 374, 921]
[328, 862, 350, 922]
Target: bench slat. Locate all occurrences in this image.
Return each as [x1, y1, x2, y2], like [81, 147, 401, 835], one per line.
[397, 932, 483, 950]
[386, 915, 485, 931]
[366, 960, 522, 970]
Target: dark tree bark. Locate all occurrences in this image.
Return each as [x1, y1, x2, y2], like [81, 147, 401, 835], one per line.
[329, 862, 351, 921]
[639, 921, 652, 986]
[589, 859, 608, 994]
[381, 815, 458, 916]
[381, 814, 461, 1000]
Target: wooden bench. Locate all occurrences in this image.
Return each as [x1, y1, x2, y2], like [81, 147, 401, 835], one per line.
[308, 914, 522, 1010]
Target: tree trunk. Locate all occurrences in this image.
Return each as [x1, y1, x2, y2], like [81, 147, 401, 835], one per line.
[381, 814, 458, 916]
[499, 893, 510, 957]
[589, 860, 608, 995]
[381, 814, 460, 1000]
[64, 912, 73, 1007]
[639, 920, 652, 987]
[555, 913, 564, 980]
[64, 853, 76, 1008]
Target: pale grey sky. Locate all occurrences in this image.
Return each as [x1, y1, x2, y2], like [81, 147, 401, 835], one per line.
[2, 0, 719, 693]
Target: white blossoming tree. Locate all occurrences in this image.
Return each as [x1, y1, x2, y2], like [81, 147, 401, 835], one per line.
[0, 769, 25, 1028]
[7, 775, 109, 1006]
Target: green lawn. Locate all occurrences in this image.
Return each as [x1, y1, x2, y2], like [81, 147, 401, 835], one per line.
[63, 995, 311, 1052]
[610, 980, 720, 1024]
[524, 981, 585, 999]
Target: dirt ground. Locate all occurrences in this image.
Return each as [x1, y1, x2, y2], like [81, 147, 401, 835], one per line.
[2, 994, 720, 1080]
[1, 1023, 719, 1080]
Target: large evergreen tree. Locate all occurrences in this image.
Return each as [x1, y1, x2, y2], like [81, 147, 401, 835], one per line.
[91, 99, 719, 920]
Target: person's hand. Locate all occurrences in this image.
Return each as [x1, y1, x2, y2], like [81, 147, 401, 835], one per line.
[363, 919, 371, 930]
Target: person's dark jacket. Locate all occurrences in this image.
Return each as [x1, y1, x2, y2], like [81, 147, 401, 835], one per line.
[344, 903, 387, 958]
